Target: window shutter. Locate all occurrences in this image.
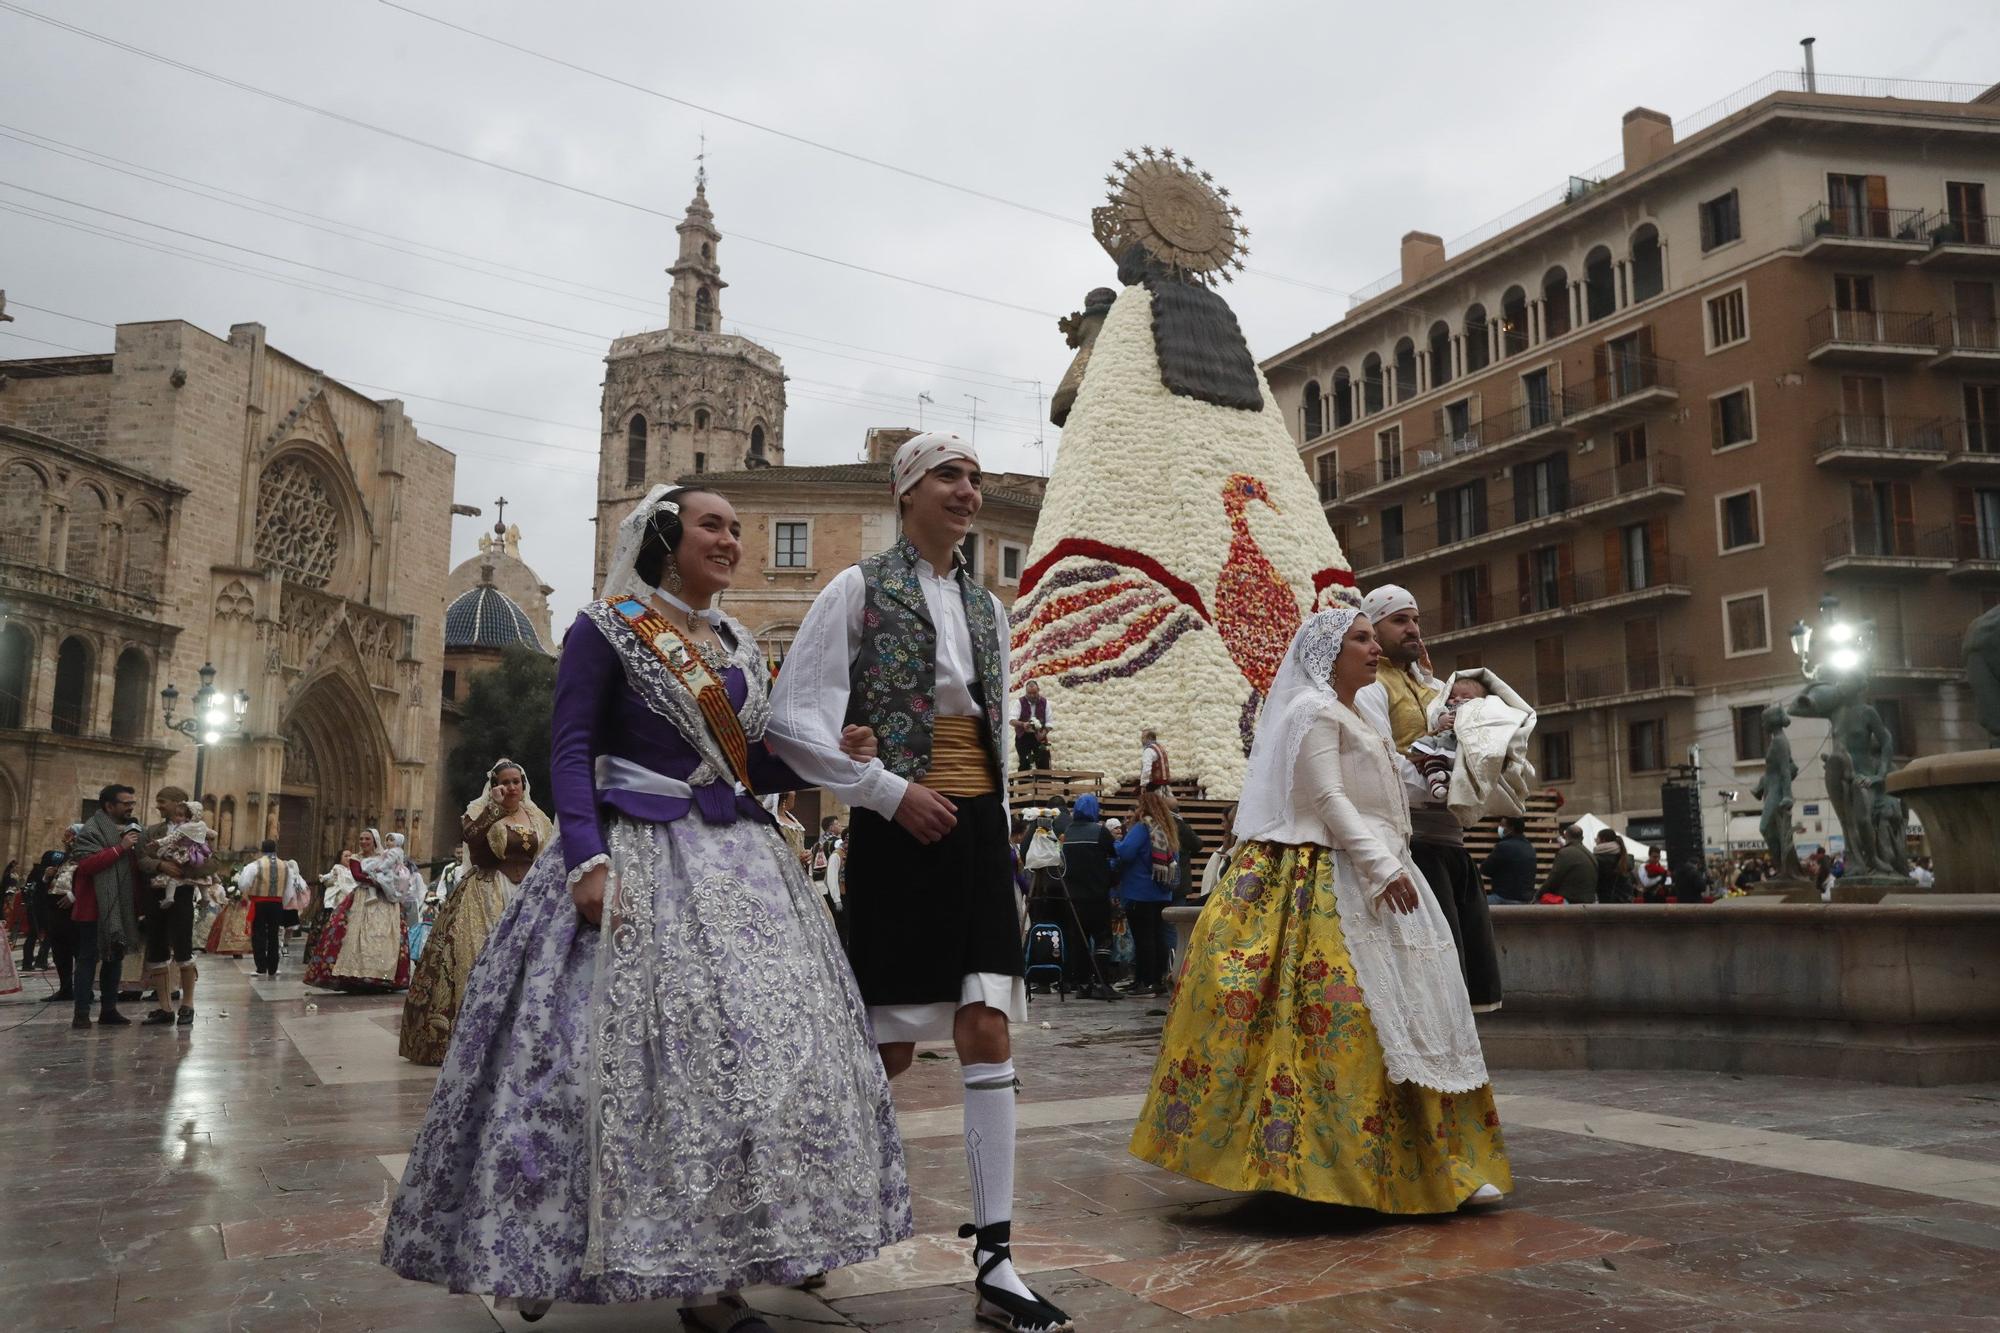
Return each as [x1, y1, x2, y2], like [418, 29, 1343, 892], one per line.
[1957, 488, 1979, 560]
[1711, 397, 1725, 451]
[1591, 342, 1608, 398]
[1891, 482, 1916, 555]
[1432, 406, 1447, 442]
[1865, 175, 1890, 237]
[1637, 325, 1655, 360]
[1556, 541, 1574, 604]
[1603, 529, 1624, 596]
[1647, 519, 1669, 587]
[1516, 553, 1532, 616]
[1439, 575, 1456, 632]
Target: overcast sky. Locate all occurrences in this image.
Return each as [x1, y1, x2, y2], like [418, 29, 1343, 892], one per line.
[0, 1, 1982, 624]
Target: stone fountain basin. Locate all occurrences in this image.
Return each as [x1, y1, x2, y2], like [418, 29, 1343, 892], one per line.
[1887, 748, 2000, 894]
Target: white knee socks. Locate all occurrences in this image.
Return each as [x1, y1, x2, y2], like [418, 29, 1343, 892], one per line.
[962, 1060, 1033, 1301]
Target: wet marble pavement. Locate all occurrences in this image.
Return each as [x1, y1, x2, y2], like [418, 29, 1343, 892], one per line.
[4, 954, 2000, 1331]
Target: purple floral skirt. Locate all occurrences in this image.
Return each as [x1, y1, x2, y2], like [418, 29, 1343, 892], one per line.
[380, 813, 912, 1303]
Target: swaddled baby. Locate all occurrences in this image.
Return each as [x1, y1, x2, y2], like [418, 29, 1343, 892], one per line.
[149, 815, 214, 905]
[1409, 677, 1489, 802]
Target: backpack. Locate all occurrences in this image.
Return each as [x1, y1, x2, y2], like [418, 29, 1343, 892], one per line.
[1149, 818, 1177, 885]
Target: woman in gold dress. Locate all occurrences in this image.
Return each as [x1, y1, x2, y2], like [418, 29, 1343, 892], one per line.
[398, 759, 553, 1065]
[1130, 609, 1511, 1213]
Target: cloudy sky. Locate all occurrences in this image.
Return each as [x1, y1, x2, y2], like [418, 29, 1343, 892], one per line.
[0, 1, 1980, 623]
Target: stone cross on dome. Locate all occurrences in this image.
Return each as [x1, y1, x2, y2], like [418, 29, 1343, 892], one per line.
[492, 496, 508, 534]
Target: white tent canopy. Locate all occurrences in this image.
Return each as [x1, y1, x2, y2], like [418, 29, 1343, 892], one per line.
[1573, 813, 1649, 862]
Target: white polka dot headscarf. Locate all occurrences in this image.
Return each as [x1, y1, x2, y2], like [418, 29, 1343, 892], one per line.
[891, 432, 980, 496]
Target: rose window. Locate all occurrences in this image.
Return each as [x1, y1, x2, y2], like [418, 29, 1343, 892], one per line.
[256, 458, 341, 589]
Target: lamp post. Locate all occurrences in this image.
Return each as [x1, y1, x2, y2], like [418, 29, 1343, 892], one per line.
[1717, 788, 1740, 857]
[1790, 593, 1871, 684]
[160, 662, 249, 806]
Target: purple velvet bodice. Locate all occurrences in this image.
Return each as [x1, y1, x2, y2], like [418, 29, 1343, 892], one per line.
[550, 611, 803, 874]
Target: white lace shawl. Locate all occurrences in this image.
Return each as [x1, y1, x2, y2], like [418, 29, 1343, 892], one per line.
[1234, 611, 1489, 1093]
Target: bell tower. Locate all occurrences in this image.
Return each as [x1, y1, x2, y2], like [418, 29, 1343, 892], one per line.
[594, 162, 788, 593]
[668, 162, 725, 334]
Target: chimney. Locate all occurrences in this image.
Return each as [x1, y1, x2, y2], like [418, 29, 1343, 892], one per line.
[1399, 232, 1445, 287]
[1622, 108, 1675, 172]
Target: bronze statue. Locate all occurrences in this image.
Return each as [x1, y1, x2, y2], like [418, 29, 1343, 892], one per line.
[1752, 702, 1802, 878]
[1965, 604, 2000, 745]
[1790, 677, 1907, 877]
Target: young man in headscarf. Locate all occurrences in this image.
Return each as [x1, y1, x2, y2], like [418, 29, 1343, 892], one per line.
[767, 433, 1074, 1333]
[1352, 584, 1503, 1013]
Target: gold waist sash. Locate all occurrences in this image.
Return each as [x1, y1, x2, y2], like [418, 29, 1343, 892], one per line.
[916, 716, 997, 797]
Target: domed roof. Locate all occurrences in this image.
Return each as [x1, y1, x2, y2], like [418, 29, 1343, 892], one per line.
[445, 582, 545, 653]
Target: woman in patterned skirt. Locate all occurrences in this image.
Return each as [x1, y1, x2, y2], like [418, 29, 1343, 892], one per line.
[398, 759, 553, 1064]
[1130, 608, 1511, 1213]
[382, 485, 908, 1330]
[302, 829, 412, 993]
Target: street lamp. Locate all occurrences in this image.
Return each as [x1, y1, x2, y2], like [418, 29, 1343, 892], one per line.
[1790, 593, 1871, 682]
[161, 662, 249, 806]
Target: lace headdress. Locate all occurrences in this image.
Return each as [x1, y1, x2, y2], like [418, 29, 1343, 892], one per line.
[1232, 608, 1358, 842]
[600, 484, 681, 602]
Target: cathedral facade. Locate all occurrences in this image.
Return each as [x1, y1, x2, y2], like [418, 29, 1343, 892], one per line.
[0, 319, 454, 874]
[595, 175, 787, 590]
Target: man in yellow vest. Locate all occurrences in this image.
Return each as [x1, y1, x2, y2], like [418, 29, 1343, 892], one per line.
[1354, 584, 1502, 1012]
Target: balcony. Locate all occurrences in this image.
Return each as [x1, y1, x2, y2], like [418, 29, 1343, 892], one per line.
[1805, 308, 1939, 366]
[1334, 420, 1497, 509]
[1821, 520, 1953, 576]
[1930, 316, 2000, 371]
[1538, 652, 1697, 714]
[1798, 201, 1929, 264]
[1565, 355, 1678, 430]
[1914, 212, 2000, 273]
[1811, 413, 1948, 469]
[1939, 417, 2000, 475]
[1346, 453, 1684, 577]
[1948, 526, 2000, 582]
[1425, 556, 1691, 647]
[1873, 631, 1964, 681]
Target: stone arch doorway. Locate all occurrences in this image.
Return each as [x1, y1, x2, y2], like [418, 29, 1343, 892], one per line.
[277, 669, 390, 876]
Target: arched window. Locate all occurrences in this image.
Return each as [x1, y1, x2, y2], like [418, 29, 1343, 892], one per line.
[1630, 225, 1663, 303]
[693, 408, 710, 431]
[1500, 286, 1529, 357]
[51, 636, 90, 736]
[1332, 368, 1353, 428]
[694, 287, 714, 333]
[110, 647, 150, 742]
[1463, 304, 1491, 373]
[218, 796, 236, 850]
[701, 242, 712, 261]
[749, 423, 768, 462]
[65, 484, 108, 582]
[625, 414, 647, 487]
[1392, 338, 1418, 403]
[1584, 246, 1616, 323]
[0, 462, 46, 565]
[1541, 266, 1572, 339]
[0, 624, 30, 729]
[1361, 353, 1385, 415]
[122, 503, 167, 599]
[1427, 321, 1453, 388]
[1302, 380, 1323, 439]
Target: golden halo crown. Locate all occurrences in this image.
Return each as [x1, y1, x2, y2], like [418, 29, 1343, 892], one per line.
[1092, 146, 1248, 286]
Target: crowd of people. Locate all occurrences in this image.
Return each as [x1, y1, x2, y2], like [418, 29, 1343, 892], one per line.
[30, 436, 1927, 1331]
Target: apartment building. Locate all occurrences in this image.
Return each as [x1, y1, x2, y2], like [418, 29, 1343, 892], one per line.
[1264, 78, 2000, 849]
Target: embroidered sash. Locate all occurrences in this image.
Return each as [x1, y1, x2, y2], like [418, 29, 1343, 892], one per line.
[609, 598, 758, 797]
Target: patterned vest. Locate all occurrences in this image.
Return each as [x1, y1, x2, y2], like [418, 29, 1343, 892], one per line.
[845, 538, 1006, 782]
[1376, 662, 1439, 751]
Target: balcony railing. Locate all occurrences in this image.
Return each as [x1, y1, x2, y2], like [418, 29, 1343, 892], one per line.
[1821, 520, 1954, 562]
[1805, 307, 1939, 353]
[1487, 389, 1580, 442]
[1940, 416, 2000, 463]
[1344, 453, 1683, 572]
[1924, 210, 1996, 249]
[1433, 556, 1691, 641]
[1799, 201, 1930, 246]
[1874, 631, 1964, 673]
[1936, 316, 2000, 356]
[1540, 652, 1696, 707]
[1811, 413, 1948, 459]
[1575, 354, 1677, 414]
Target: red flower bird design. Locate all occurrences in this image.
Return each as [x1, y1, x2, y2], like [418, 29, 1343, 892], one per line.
[1013, 473, 1341, 699]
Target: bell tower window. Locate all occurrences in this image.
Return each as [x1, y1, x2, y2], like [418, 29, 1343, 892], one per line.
[625, 414, 647, 487]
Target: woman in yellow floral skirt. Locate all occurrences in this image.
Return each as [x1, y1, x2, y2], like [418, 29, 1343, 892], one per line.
[1130, 608, 1510, 1213]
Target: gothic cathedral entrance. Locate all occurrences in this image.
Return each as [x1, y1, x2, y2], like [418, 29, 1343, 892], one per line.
[278, 671, 388, 877]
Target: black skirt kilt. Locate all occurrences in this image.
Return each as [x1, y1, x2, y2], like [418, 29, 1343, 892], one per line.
[841, 790, 1023, 1007]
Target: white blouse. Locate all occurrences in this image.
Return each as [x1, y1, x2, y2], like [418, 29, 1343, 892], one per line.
[1251, 701, 1413, 895]
[766, 559, 1012, 820]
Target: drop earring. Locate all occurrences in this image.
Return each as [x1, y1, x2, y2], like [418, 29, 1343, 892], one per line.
[660, 557, 683, 595]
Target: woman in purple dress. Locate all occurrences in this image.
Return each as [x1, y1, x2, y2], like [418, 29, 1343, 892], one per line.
[382, 486, 911, 1330]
